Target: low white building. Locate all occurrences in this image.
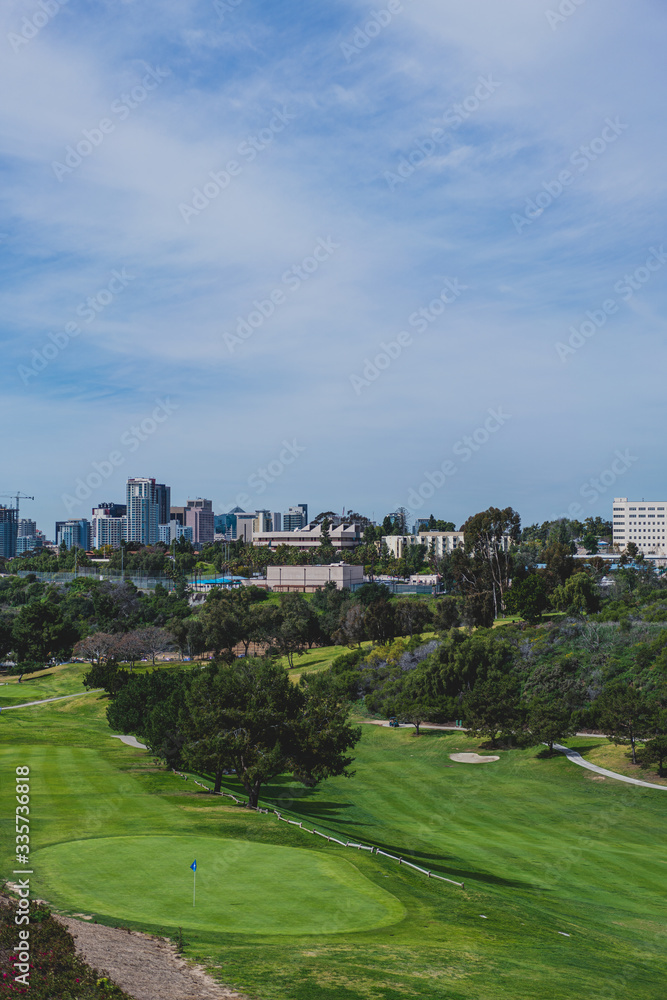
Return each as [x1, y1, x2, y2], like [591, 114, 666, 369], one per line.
[612, 498, 667, 555]
[383, 531, 465, 560]
[383, 531, 514, 560]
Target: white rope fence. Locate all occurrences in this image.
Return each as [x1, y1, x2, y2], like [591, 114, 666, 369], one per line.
[182, 773, 464, 888]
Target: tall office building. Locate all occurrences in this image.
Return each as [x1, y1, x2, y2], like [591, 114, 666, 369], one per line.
[283, 504, 308, 531]
[214, 506, 244, 540]
[125, 478, 159, 545]
[57, 519, 91, 550]
[17, 519, 37, 538]
[612, 498, 667, 555]
[170, 506, 187, 527]
[0, 506, 18, 559]
[185, 498, 214, 545]
[155, 484, 171, 527]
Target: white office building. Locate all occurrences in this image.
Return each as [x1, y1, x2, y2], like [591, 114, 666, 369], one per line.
[612, 498, 667, 555]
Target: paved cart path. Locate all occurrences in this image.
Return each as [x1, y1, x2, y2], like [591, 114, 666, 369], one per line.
[552, 743, 667, 790]
[1, 690, 102, 710]
[364, 721, 667, 789]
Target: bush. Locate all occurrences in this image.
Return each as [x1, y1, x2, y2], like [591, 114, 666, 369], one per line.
[0, 897, 132, 998]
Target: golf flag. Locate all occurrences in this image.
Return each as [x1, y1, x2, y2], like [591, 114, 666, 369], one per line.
[190, 860, 197, 872]
[191, 860, 197, 906]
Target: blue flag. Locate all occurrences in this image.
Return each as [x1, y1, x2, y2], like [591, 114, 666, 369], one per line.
[190, 860, 197, 872]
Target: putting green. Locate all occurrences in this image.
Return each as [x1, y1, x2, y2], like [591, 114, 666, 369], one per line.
[35, 835, 404, 935]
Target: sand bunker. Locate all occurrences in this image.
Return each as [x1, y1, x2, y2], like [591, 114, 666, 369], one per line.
[449, 753, 499, 764]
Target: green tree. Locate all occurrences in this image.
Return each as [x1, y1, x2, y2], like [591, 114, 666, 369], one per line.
[463, 674, 524, 747]
[11, 597, 80, 666]
[184, 659, 359, 805]
[461, 591, 495, 628]
[385, 671, 437, 736]
[432, 597, 461, 632]
[394, 599, 432, 638]
[504, 575, 550, 623]
[107, 668, 190, 766]
[596, 684, 655, 763]
[198, 596, 243, 659]
[583, 532, 599, 555]
[82, 660, 131, 696]
[461, 507, 521, 617]
[544, 540, 575, 586]
[551, 572, 600, 615]
[527, 697, 576, 753]
[636, 735, 667, 776]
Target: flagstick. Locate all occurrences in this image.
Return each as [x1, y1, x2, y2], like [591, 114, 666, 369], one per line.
[193, 867, 196, 907]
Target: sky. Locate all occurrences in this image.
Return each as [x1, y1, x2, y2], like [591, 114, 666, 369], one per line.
[1, 0, 666, 536]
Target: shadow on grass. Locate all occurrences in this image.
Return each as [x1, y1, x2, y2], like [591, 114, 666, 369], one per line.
[357, 838, 540, 890]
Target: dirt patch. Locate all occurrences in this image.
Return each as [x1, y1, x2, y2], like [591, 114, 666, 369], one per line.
[57, 915, 247, 1000]
[449, 753, 499, 764]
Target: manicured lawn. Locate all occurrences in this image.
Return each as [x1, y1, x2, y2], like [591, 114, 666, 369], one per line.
[36, 835, 403, 935]
[0, 663, 91, 705]
[1, 682, 666, 999]
[582, 739, 667, 786]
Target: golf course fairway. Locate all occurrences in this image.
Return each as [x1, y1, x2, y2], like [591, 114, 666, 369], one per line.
[2, 685, 667, 999]
[34, 834, 404, 934]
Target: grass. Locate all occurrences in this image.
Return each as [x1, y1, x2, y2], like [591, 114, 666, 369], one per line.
[0, 663, 91, 705]
[580, 739, 667, 786]
[36, 835, 403, 935]
[1, 671, 666, 999]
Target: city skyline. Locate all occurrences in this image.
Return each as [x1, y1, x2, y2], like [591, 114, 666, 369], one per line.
[2, 1, 666, 538]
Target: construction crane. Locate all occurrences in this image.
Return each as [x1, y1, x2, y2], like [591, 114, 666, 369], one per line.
[0, 493, 35, 524]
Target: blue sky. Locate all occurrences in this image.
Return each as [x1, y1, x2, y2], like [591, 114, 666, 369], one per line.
[2, 0, 666, 535]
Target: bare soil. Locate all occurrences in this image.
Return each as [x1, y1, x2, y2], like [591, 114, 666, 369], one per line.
[57, 915, 249, 1000]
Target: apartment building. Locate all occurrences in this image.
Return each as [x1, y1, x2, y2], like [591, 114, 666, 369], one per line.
[383, 531, 466, 560]
[126, 478, 159, 545]
[612, 498, 667, 555]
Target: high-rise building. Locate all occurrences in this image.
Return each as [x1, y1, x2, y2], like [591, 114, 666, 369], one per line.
[283, 504, 308, 531]
[57, 519, 91, 550]
[214, 506, 244, 540]
[612, 498, 667, 555]
[185, 498, 214, 545]
[125, 478, 159, 545]
[0, 506, 18, 559]
[155, 484, 171, 527]
[91, 503, 127, 550]
[17, 519, 37, 538]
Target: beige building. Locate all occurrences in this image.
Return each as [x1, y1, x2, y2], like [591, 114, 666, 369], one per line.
[253, 521, 363, 552]
[612, 498, 667, 555]
[266, 564, 364, 592]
